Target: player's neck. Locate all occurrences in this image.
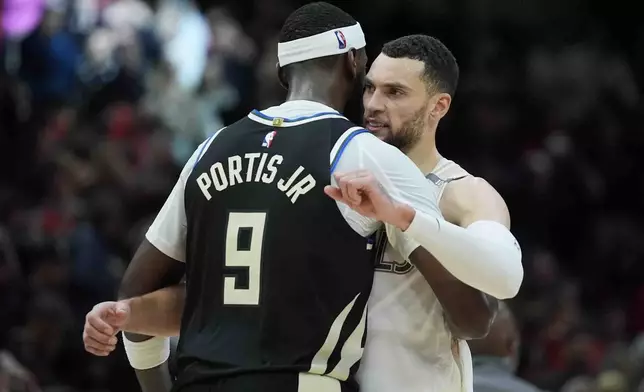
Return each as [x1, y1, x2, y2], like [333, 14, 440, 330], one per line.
[285, 76, 346, 113]
[406, 133, 441, 176]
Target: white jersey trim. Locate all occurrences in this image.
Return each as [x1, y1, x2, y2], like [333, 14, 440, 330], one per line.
[189, 127, 226, 175]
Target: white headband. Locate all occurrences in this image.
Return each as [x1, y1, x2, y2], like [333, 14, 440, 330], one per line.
[277, 23, 366, 67]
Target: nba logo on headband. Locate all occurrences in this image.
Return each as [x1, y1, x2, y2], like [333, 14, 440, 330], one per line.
[277, 23, 365, 66]
[334, 31, 347, 49]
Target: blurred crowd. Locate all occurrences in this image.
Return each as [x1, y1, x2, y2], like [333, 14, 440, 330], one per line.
[0, 0, 642, 391]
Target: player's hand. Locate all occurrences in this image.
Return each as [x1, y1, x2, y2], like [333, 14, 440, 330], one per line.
[324, 170, 415, 229]
[83, 300, 131, 356]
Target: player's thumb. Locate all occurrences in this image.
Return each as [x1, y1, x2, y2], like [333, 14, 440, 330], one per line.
[107, 301, 130, 327]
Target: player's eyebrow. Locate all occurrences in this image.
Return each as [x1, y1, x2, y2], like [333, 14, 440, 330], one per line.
[364, 77, 411, 91]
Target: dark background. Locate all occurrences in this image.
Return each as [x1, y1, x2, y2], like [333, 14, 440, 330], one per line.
[1, 0, 643, 391]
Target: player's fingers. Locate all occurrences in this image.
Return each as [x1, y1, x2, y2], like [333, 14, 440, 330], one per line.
[332, 172, 347, 184]
[83, 331, 117, 351]
[84, 334, 117, 353]
[350, 176, 381, 196]
[86, 314, 117, 337]
[84, 324, 119, 344]
[347, 176, 372, 190]
[333, 174, 368, 208]
[333, 172, 355, 190]
[345, 178, 364, 205]
[324, 186, 346, 204]
[84, 346, 112, 357]
[106, 301, 131, 327]
[336, 175, 351, 201]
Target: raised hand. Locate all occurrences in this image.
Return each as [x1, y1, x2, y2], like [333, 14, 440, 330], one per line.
[324, 170, 414, 229]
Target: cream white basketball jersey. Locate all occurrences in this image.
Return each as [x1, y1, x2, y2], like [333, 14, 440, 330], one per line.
[358, 158, 473, 392]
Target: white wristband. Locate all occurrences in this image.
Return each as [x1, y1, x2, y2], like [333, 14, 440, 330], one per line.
[122, 334, 171, 370]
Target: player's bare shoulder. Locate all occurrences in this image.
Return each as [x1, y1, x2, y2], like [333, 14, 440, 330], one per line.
[440, 176, 511, 228]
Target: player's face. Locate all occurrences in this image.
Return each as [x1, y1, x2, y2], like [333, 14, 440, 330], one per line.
[363, 54, 431, 152]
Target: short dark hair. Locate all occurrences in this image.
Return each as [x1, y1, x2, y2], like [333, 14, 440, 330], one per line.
[279, 2, 356, 44]
[381, 35, 459, 96]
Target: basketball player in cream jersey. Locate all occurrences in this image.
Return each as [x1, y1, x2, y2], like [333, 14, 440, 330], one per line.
[344, 35, 524, 392]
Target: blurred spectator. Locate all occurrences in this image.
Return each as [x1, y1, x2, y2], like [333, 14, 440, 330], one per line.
[0, 350, 40, 392]
[155, 0, 209, 92]
[470, 302, 543, 392]
[19, 4, 82, 108]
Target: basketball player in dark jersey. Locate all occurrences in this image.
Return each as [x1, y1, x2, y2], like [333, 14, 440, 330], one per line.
[82, 3, 443, 392]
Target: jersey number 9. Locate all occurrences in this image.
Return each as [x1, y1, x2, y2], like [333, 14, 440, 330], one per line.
[224, 212, 267, 305]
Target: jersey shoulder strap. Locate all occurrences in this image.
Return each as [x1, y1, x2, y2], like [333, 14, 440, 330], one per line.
[428, 158, 471, 201]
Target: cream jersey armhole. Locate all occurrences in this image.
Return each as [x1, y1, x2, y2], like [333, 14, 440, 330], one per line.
[427, 157, 470, 201]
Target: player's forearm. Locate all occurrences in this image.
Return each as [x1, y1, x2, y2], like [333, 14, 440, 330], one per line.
[122, 284, 185, 337]
[409, 247, 498, 339]
[118, 239, 186, 342]
[393, 206, 523, 299]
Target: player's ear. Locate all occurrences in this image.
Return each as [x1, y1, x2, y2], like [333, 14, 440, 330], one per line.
[429, 92, 452, 120]
[276, 62, 288, 90]
[345, 49, 358, 80]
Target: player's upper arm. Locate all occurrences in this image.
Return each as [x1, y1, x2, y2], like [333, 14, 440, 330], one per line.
[145, 133, 220, 262]
[441, 177, 511, 229]
[332, 130, 442, 225]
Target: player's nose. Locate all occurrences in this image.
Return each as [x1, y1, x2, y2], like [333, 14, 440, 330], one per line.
[365, 99, 385, 115]
[363, 90, 386, 114]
